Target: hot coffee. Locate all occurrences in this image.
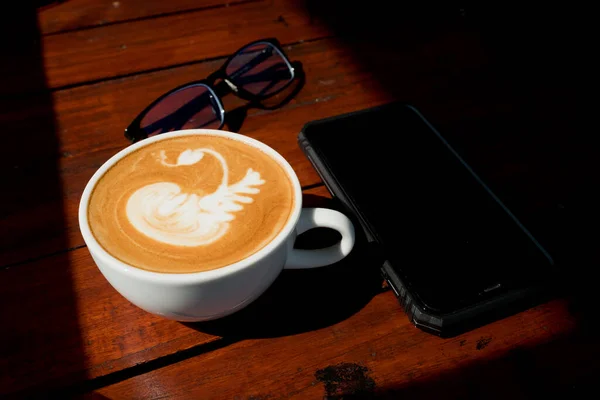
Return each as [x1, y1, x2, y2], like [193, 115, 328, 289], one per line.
[87, 134, 294, 273]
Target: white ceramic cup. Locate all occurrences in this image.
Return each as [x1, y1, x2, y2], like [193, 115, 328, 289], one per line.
[78, 129, 355, 321]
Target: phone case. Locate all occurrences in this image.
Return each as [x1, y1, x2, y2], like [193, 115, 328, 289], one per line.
[298, 103, 557, 337]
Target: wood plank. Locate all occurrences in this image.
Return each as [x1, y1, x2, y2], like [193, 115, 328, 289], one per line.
[37, 0, 329, 90]
[0, 246, 218, 397]
[92, 293, 589, 399]
[1, 38, 394, 268]
[0, 184, 338, 397]
[38, 0, 256, 35]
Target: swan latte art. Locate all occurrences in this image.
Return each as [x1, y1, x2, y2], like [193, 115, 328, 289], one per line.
[88, 134, 295, 273]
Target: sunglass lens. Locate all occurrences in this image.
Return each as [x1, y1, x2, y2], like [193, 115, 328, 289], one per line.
[226, 42, 294, 97]
[140, 84, 223, 137]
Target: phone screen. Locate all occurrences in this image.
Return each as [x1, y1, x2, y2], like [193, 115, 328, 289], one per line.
[303, 103, 554, 313]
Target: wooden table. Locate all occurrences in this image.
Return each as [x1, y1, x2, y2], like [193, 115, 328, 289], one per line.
[1, 1, 598, 398]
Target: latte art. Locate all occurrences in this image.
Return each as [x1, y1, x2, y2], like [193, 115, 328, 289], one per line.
[126, 148, 265, 247]
[88, 134, 294, 273]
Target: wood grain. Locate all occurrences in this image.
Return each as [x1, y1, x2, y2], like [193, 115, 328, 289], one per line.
[38, 0, 329, 90]
[38, 0, 256, 35]
[4, 3, 595, 398]
[1, 38, 394, 268]
[93, 293, 589, 399]
[0, 184, 336, 397]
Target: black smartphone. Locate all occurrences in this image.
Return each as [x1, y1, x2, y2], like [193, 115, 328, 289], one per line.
[298, 102, 558, 337]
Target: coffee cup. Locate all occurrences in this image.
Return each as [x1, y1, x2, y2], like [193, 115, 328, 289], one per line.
[78, 129, 355, 321]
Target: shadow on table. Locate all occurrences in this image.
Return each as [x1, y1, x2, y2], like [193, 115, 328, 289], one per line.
[317, 323, 600, 399]
[0, 1, 86, 398]
[304, 1, 596, 266]
[186, 193, 385, 339]
[385, 303, 600, 399]
[281, 2, 598, 398]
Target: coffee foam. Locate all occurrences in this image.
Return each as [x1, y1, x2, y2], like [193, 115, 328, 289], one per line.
[126, 148, 265, 247]
[88, 135, 294, 273]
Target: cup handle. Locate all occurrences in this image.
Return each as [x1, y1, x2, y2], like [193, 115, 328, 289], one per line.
[284, 208, 356, 269]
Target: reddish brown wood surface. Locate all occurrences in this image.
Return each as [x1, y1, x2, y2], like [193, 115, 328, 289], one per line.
[0, 185, 332, 397]
[40, 0, 328, 90]
[2, 1, 597, 398]
[38, 0, 256, 35]
[95, 297, 592, 399]
[0, 246, 217, 396]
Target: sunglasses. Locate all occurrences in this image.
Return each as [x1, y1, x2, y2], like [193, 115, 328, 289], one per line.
[125, 38, 299, 142]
